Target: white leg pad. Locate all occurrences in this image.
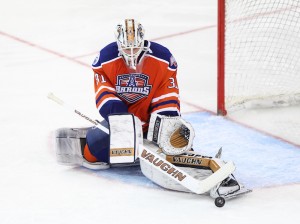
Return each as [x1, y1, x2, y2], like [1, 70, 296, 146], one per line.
[55, 127, 110, 170]
[55, 127, 88, 166]
[108, 114, 142, 164]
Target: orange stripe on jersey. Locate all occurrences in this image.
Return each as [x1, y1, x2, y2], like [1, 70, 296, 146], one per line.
[96, 95, 121, 110]
[95, 86, 116, 101]
[151, 97, 179, 109]
[95, 85, 116, 96]
[151, 93, 179, 103]
[95, 83, 120, 109]
[151, 90, 180, 114]
[151, 104, 180, 115]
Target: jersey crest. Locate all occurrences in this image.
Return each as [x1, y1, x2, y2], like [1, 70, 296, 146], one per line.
[116, 73, 152, 103]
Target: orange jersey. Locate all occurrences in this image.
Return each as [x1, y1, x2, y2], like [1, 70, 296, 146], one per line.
[92, 41, 180, 132]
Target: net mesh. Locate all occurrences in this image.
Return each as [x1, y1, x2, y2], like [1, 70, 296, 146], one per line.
[224, 0, 300, 111]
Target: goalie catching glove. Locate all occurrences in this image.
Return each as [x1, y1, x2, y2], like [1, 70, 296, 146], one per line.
[147, 114, 195, 155]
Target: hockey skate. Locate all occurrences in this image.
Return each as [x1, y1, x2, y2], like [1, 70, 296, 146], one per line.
[210, 175, 252, 207]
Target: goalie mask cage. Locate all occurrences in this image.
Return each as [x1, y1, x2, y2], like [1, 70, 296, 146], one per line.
[217, 0, 300, 115]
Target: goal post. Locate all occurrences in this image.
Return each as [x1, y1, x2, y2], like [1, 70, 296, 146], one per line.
[217, 0, 226, 115]
[217, 0, 300, 115]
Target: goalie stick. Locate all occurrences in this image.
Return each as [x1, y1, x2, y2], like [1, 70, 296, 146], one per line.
[47, 92, 236, 195]
[47, 92, 109, 134]
[140, 143, 235, 194]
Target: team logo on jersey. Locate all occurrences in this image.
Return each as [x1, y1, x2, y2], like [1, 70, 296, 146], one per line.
[115, 73, 152, 103]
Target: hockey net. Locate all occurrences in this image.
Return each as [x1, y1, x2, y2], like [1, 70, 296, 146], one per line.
[217, 0, 300, 115]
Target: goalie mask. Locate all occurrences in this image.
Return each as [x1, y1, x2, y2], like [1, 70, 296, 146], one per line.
[115, 19, 147, 69]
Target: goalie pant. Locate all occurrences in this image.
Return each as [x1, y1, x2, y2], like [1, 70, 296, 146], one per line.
[83, 120, 110, 163]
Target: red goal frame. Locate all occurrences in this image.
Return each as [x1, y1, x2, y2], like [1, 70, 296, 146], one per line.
[217, 0, 226, 116]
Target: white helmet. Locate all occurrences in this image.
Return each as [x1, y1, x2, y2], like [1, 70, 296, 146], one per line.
[115, 19, 146, 69]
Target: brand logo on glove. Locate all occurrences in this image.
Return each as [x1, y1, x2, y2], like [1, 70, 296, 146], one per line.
[116, 73, 152, 103]
[152, 116, 161, 143]
[169, 156, 203, 166]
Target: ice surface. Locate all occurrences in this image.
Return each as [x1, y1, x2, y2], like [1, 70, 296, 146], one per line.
[1, 0, 300, 223]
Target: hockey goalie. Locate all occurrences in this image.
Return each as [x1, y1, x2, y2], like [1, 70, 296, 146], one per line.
[55, 113, 251, 207]
[53, 19, 250, 207]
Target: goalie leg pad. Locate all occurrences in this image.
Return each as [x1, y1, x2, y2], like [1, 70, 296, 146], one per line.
[55, 127, 89, 165]
[108, 113, 142, 164]
[85, 115, 142, 165]
[56, 127, 110, 170]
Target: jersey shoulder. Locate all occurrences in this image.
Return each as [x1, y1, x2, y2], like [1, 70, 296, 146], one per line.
[92, 42, 120, 68]
[147, 41, 177, 69]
